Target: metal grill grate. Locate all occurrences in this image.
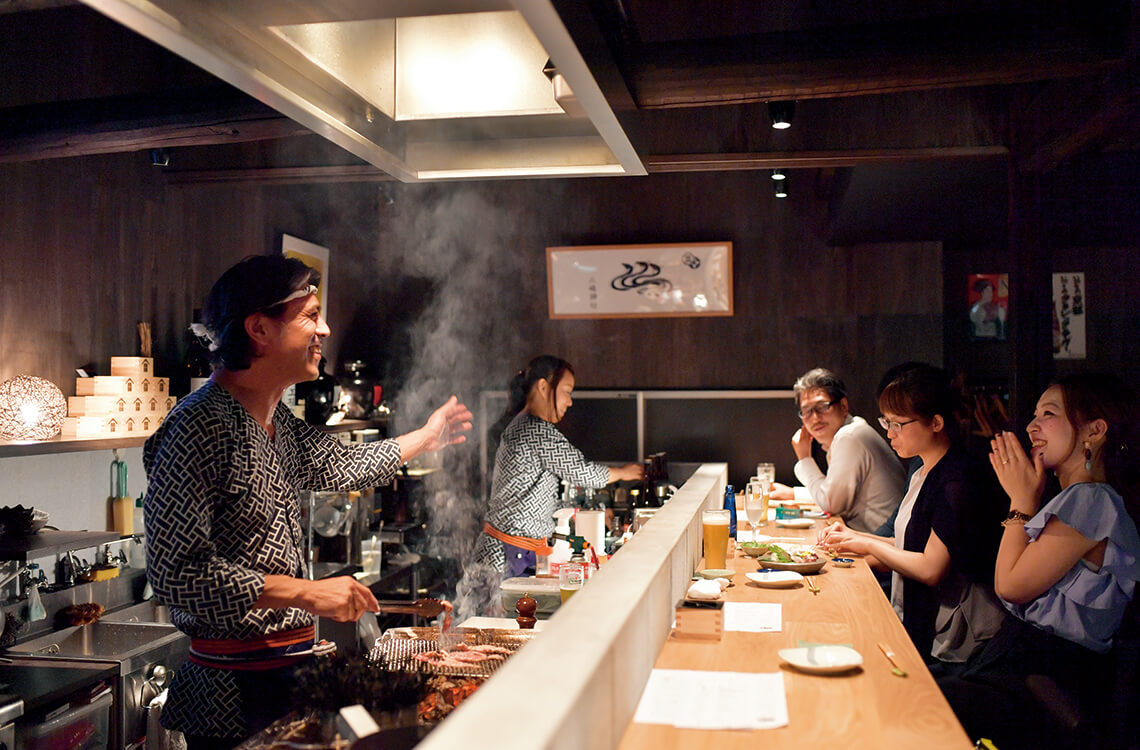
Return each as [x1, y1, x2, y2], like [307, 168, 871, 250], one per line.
[368, 627, 532, 678]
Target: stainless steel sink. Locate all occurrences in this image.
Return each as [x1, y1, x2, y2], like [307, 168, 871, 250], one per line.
[101, 600, 172, 624]
[8, 622, 185, 672]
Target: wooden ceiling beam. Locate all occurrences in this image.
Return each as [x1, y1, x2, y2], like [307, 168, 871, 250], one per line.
[627, 10, 1128, 108]
[1014, 60, 1140, 174]
[156, 146, 1008, 185]
[0, 90, 310, 163]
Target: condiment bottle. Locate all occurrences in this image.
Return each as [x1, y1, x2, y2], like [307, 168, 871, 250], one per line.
[110, 450, 133, 536]
[722, 484, 737, 539]
[515, 593, 537, 629]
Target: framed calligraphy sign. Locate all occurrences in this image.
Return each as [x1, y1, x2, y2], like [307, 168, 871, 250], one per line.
[1052, 272, 1086, 359]
[546, 242, 733, 319]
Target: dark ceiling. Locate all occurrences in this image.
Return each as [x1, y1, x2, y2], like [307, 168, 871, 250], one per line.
[1, 0, 1137, 246]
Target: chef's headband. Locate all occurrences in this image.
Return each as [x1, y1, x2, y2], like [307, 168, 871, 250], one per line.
[190, 284, 318, 351]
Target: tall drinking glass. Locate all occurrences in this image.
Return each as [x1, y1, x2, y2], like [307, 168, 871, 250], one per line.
[702, 509, 731, 569]
[756, 462, 776, 484]
[745, 480, 767, 533]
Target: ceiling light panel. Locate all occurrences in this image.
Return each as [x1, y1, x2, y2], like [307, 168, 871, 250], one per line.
[396, 12, 561, 120]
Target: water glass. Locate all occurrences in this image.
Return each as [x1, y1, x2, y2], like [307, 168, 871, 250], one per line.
[756, 462, 776, 484]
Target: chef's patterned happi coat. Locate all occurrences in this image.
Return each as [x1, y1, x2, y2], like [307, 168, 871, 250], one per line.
[143, 381, 402, 737]
[477, 411, 610, 573]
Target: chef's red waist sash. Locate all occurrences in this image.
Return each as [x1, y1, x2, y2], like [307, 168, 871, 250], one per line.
[483, 523, 554, 556]
[189, 625, 314, 671]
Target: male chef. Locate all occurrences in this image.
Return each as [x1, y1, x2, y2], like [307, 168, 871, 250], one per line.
[144, 254, 472, 749]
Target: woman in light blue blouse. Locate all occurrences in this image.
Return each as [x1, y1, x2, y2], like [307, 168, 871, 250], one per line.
[940, 373, 1140, 750]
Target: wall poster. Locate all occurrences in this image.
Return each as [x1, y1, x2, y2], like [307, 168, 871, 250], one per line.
[1053, 272, 1086, 359]
[547, 242, 733, 319]
[282, 234, 330, 326]
[967, 273, 1008, 340]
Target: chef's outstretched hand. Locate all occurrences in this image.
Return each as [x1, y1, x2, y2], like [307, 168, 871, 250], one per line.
[425, 395, 473, 449]
[397, 395, 474, 462]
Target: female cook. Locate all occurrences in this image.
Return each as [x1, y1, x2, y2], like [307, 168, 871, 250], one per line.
[476, 355, 642, 577]
[820, 364, 1007, 666]
[938, 373, 1140, 750]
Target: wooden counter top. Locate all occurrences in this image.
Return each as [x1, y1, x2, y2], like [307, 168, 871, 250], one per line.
[415, 467, 969, 750]
[618, 520, 971, 750]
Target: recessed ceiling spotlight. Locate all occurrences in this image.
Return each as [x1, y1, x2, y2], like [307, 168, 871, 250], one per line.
[774, 180, 788, 198]
[768, 100, 795, 130]
[771, 169, 786, 181]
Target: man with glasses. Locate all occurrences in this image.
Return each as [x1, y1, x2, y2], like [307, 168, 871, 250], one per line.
[770, 368, 904, 532]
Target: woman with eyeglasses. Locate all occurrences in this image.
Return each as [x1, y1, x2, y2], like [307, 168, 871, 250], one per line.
[937, 373, 1140, 750]
[769, 368, 905, 532]
[820, 364, 1007, 666]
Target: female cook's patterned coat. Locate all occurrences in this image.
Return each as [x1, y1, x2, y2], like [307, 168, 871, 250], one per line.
[143, 381, 402, 738]
[476, 411, 610, 573]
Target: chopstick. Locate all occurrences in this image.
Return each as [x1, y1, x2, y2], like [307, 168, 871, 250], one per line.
[877, 642, 908, 677]
[805, 577, 820, 595]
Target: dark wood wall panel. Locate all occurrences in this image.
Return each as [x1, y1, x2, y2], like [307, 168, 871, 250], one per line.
[0, 154, 378, 393]
[366, 173, 943, 423]
[2, 155, 941, 435]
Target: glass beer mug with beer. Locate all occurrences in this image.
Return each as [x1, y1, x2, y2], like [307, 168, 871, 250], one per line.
[702, 509, 731, 569]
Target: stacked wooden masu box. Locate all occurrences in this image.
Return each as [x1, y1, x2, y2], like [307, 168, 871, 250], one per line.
[62, 357, 176, 438]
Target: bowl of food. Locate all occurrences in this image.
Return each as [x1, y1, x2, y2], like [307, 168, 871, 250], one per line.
[0, 505, 49, 536]
[750, 542, 827, 573]
[737, 541, 766, 558]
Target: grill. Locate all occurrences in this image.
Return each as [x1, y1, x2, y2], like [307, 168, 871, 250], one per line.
[368, 627, 534, 678]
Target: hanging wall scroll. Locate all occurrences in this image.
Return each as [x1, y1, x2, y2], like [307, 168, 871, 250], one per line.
[547, 242, 733, 319]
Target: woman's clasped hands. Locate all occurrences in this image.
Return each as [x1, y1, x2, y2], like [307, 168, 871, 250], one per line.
[988, 430, 1046, 515]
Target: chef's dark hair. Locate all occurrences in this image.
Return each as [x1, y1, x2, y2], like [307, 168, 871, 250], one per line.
[793, 368, 847, 408]
[201, 254, 321, 371]
[506, 355, 574, 423]
[878, 363, 962, 440]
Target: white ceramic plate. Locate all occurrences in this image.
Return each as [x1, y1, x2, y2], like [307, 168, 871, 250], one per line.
[746, 570, 804, 588]
[776, 518, 815, 529]
[778, 645, 864, 674]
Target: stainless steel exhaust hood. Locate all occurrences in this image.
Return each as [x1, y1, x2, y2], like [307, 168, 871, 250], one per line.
[79, 0, 645, 181]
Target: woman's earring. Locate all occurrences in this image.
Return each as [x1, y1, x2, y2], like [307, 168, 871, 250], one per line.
[1084, 441, 1093, 472]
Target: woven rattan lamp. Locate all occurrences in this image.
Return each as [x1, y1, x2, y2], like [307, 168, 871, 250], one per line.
[0, 375, 67, 440]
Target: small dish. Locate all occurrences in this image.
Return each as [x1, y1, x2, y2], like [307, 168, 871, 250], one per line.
[746, 570, 804, 588]
[776, 518, 815, 529]
[697, 568, 735, 580]
[759, 558, 827, 574]
[737, 543, 765, 558]
[778, 645, 864, 674]
[831, 557, 855, 568]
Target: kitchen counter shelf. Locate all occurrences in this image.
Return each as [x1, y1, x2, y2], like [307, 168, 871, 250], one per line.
[0, 530, 126, 562]
[0, 434, 146, 458]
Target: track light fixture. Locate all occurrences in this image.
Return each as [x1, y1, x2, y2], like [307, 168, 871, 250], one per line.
[771, 169, 786, 181]
[149, 148, 170, 167]
[774, 179, 788, 199]
[768, 100, 795, 130]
